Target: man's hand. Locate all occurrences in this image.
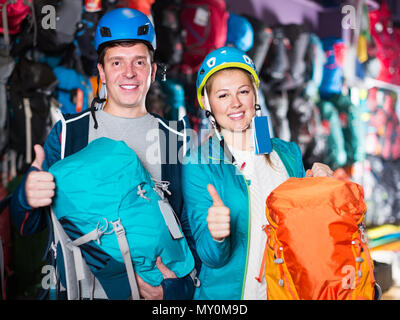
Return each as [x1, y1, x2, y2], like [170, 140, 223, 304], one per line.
[206, 184, 230, 241]
[25, 144, 55, 208]
[135, 256, 176, 300]
[306, 162, 334, 178]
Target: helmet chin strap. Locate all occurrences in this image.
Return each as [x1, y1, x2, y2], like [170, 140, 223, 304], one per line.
[90, 77, 107, 129]
[203, 88, 223, 142]
[255, 103, 261, 117]
[99, 82, 107, 104]
[252, 82, 262, 117]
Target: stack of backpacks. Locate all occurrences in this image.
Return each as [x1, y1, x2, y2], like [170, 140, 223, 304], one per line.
[350, 0, 400, 228]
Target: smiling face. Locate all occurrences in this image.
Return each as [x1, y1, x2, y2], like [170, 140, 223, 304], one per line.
[97, 42, 157, 117]
[205, 68, 256, 133]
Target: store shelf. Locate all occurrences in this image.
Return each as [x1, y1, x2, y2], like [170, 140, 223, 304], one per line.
[382, 285, 400, 300]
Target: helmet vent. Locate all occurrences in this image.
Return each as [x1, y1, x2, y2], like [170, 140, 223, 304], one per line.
[100, 27, 112, 38]
[137, 24, 149, 36]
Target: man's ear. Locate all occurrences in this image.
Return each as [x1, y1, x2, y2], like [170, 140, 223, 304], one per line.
[97, 63, 106, 84]
[151, 62, 157, 83]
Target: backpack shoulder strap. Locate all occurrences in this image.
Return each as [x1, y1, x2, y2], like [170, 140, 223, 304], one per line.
[50, 207, 108, 300]
[59, 109, 91, 159]
[50, 208, 80, 299]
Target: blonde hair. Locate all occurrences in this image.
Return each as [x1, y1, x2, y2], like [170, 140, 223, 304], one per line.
[205, 68, 255, 99]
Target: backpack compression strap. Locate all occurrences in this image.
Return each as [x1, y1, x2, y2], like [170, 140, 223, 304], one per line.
[1, 0, 11, 52]
[23, 98, 32, 164]
[70, 218, 141, 300]
[111, 219, 140, 300]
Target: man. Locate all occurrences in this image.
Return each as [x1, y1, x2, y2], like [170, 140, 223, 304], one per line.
[10, 8, 194, 300]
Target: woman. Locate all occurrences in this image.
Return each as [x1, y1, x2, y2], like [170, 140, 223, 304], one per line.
[181, 46, 332, 300]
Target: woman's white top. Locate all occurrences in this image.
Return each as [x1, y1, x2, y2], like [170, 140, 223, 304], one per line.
[229, 146, 289, 300]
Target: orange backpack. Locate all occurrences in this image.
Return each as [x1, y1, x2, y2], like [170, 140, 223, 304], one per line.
[257, 177, 376, 300]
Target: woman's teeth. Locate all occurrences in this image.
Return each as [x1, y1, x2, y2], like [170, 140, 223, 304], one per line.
[229, 112, 244, 119]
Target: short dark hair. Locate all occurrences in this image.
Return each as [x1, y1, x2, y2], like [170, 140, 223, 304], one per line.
[97, 40, 155, 66]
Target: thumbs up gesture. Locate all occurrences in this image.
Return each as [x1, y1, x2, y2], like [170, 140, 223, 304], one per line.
[206, 184, 231, 241]
[25, 144, 55, 208]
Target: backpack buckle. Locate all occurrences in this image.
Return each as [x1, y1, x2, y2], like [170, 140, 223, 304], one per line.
[358, 223, 367, 243]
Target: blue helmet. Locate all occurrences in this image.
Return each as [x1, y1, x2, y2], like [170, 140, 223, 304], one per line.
[196, 46, 259, 110]
[226, 13, 254, 52]
[94, 8, 156, 53]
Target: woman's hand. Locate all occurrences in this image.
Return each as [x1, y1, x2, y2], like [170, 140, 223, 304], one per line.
[206, 184, 231, 241]
[306, 162, 334, 178]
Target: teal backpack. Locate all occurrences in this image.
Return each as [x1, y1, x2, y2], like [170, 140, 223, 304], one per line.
[49, 137, 194, 299]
